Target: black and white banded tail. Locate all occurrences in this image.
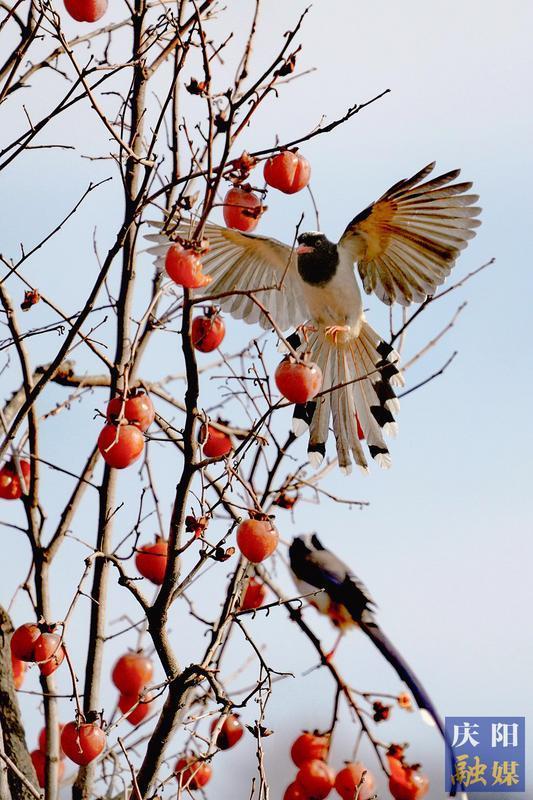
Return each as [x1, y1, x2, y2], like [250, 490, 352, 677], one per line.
[291, 321, 404, 473]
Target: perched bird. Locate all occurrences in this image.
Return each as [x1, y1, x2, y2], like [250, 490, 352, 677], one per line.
[289, 533, 464, 797]
[147, 163, 480, 472]
[288, 533, 444, 735]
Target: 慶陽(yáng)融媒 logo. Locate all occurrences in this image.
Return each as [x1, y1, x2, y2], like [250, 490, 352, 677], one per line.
[445, 717, 525, 793]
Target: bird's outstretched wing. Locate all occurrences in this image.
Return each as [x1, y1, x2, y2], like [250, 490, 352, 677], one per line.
[339, 162, 481, 306]
[145, 219, 308, 331]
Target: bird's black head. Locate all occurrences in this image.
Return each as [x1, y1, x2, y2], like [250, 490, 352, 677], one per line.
[289, 534, 325, 567]
[296, 232, 338, 287]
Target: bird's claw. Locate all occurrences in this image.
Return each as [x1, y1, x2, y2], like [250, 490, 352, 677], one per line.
[324, 630, 343, 662]
[297, 323, 318, 343]
[325, 325, 350, 344]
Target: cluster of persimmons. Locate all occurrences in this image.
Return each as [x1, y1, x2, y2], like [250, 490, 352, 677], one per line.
[283, 732, 428, 800]
[1, 118, 431, 794]
[8, 532, 271, 786]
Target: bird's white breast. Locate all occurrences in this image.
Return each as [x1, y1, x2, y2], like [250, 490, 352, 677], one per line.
[302, 250, 363, 333]
[291, 574, 357, 630]
[292, 575, 330, 614]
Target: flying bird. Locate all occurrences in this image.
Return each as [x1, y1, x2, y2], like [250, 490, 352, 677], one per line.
[147, 163, 480, 472]
[288, 533, 444, 734]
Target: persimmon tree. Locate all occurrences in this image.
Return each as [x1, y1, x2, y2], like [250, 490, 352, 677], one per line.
[0, 1, 490, 799]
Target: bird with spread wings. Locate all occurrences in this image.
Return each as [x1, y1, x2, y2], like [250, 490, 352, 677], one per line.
[146, 163, 480, 473]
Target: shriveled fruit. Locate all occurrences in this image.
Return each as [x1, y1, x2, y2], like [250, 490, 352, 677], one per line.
[34, 633, 65, 676]
[107, 391, 155, 432]
[240, 577, 267, 610]
[112, 652, 153, 695]
[11, 652, 26, 689]
[11, 623, 41, 661]
[135, 539, 168, 585]
[200, 424, 232, 458]
[118, 692, 154, 726]
[175, 757, 212, 789]
[210, 714, 244, 750]
[98, 423, 144, 469]
[165, 244, 211, 288]
[397, 692, 412, 710]
[61, 721, 106, 766]
[0, 459, 30, 500]
[236, 519, 279, 563]
[275, 358, 322, 404]
[31, 749, 65, 787]
[291, 732, 329, 767]
[296, 759, 335, 800]
[335, 762, 375, 800]
[223, 187, 262, 232]
[64, 0, 107, 21]
[264, 151, 311, 194]
[191, 312, 225, 352]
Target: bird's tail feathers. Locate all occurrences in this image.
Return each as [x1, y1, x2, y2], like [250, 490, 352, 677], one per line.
[361, 621, 462, 796]
[291, 321, 403, 473]
[360, 620, 444, 736]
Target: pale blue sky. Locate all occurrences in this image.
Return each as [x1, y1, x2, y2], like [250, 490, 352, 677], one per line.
[1, 1, 532, 797]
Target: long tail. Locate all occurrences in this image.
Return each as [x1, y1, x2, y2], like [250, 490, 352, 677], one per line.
[291, 321, 404, 473]
[361, 621, 444, 734]
[361, 620, 461, 797]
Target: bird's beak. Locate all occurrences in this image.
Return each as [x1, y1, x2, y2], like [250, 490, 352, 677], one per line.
[296, 244, 314, 255]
